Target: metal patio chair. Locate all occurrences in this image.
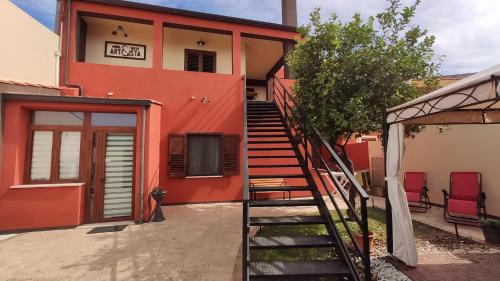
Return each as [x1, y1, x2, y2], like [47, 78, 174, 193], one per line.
[442, 172, 486, 236]
[404, 172, 431, 213]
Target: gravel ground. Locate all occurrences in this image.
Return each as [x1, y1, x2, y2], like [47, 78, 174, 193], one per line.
[369, 217, 500, 280]
[371, 257, 412, 281]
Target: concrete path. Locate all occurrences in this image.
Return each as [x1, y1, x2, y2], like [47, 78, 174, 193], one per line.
[0, 203, 244, 281]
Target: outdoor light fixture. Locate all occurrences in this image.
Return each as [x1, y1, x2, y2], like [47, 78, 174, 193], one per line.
[196, 40, 206, 47]
[201, 96, 210, 104]
[112, 25, 128, 37]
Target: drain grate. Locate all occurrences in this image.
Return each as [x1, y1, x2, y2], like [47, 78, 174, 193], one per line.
[87, 225, 127, 234]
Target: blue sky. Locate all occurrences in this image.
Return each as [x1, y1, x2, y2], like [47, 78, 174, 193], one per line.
[10, 0, 500, 75]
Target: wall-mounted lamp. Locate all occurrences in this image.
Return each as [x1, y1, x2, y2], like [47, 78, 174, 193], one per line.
[201, 96, 211, 104]
[196, 40, 206, 47]
[112, 25, 128, 37]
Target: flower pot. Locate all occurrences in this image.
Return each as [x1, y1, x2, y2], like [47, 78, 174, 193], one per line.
[481, 226, 500, 245]
[354, 232, 375, 253]
[151, 190, 166, 222]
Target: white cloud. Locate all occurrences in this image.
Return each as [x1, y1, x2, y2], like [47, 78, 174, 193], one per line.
[296, 0, 500, 75]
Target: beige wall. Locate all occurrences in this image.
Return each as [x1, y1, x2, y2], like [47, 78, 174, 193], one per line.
[84, 17, 153, 68]
[0, 1, 59, 85]
[163, 28, 232, 74]
[242, 37, 282, 80]
[248, 86, 266, 101]
[402, 125, 500, 217]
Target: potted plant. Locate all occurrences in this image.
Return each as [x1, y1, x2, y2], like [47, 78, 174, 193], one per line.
[151, 187, 167, 222]
[349, 222, 375, 253]
[479, 218, 500, 245]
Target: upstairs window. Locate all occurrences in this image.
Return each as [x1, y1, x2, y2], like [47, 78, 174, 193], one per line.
[184, 49, 216, 73]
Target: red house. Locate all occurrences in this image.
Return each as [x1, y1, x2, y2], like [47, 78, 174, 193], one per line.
[0, 0, 298, 231]
[1, 1, 374, 279]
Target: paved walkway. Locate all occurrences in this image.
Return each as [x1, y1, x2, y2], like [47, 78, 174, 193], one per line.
[391, 249, 500, 281]
[0, 197, 498, 281]
[371, 196, 500, 281]
[0, 203, 244, 281]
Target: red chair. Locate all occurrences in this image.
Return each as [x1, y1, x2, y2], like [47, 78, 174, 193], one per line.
[404, 172, 431, 212]
[442, 172, 486, 236]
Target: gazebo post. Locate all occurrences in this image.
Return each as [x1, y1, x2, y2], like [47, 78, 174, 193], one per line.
[382, 111, 393, 254]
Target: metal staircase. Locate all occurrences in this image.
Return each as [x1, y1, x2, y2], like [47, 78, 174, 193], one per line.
[242, 77, 371, 281]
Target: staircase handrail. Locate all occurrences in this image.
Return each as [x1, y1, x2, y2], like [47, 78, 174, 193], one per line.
[272, 75, 371, 281]
[242, 75, 249, 281]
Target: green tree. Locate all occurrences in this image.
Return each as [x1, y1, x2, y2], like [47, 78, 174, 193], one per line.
[287, 0, 439, 211]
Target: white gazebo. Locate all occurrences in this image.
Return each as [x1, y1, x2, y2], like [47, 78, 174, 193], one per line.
[383, 64, 500, 266]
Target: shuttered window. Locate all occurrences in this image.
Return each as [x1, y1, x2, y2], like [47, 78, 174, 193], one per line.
[27, 111, 84, 183]
[168, 135, 186, 178]
[59, 132, 82, 179]
[168, 134, 240, 178]
[28, 130, 82, 182]
[222, 135, 240, 176]
[30, 131, 54, 181]
[184, 49, 216, 73]
[187, 135, 222, 176]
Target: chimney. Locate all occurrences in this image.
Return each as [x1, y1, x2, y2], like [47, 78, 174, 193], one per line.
[282, 0, 297, 27]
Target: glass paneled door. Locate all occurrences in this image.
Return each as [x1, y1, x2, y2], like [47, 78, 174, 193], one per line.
[87, 132, 135, 222]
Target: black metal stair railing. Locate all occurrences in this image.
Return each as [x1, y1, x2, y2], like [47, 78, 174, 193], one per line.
[272, 76, 372, 281]
[242, 75, 250, 281]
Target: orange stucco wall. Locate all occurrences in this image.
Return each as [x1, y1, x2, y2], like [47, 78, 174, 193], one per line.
[61, 1, 298, 204]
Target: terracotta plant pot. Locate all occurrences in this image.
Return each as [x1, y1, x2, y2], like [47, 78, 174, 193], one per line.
[354, 231, 375, 253]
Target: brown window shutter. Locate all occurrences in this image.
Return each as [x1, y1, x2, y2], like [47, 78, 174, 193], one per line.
[185, 51, 200, 72]
[202, 53, 215, 73]
[223, 135, 240, 176]
[168, 134, 186, 178]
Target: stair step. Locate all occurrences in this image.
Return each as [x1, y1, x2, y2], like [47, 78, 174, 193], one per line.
[247, 114, 280, 117]
[249, 186, 311, 192]
[249, 147, 294, 151]
[248, 155, 296, 159]
[247, 119, 282, 123]
[249, 164, 302, 168]
[248, 141, 290, 144]
[249, 235, 335, 249]
[247, 124, 284, 128]
[247, 113, 281, 117]
[248, 108, 278, 110]
[249, 216, 325, 226]
[249, 174, 305, 179]
[248, 129, 286, 132]
[249, 199, 316, 207]
[248, 134, 288, 138]
[249, 260, 350, 279]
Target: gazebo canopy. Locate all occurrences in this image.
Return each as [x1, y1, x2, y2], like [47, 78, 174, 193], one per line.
[382, 63, 500, 268]
[387, 64, 500, 125]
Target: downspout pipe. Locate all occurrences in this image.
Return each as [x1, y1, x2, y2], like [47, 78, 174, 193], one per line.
[64, 0, 84, 96]
[139, 106, 146, 224]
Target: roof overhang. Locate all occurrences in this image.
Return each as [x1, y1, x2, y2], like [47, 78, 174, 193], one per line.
[80, 0, 297, 33]
[387, 64, 500, 125]
[1, 93, 162, 107]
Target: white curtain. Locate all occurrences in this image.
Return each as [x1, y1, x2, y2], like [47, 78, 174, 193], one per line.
[386, 123, 418, 267]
